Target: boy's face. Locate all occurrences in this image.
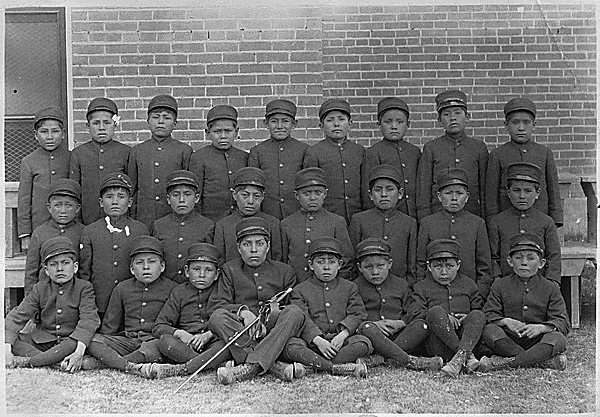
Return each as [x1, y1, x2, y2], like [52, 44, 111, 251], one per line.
[206, 119, 238, 150]
[167, 185, 199, 216]
[265, 113, 296, 141]
[148, 109, 177, 140]
[47, 195, 80, 225]
[185, 260, 218, 290]
[99, 187, 132, 218]
[427, 257, 460, 286]
[358, 255, 392, 285]
[437, 184, 469, 213]
[233, 185, 264, 216]
[295, 185, 327, 212]
[507, 180, 540, 211]
[45, 254, 78, 285]
[438, 106, 468, 135]
[238, 235, 270, 267]
[87, 110, 116, 144]
[379, 109, 409, 141]
[507, 250, 546, 280]
[369, 178, 402, 210]
[320, 111, 352, 143]
[35, 119, 64, 151]
[309, 253, 342, 283]
[131, 253, 165, 284]
[505, 111, 535, 144]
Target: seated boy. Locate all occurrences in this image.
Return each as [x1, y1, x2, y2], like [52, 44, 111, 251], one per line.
[281, 167, 354, 283]
[283, 236, 369, 378]
[349, 164, 417, 287]
[411, 239, 485, 377]
[87, 236, 177, 377]
[5, 236, 100, 370]
[149, 243, 232, 379]
[213, 167, 282, 263]
[24, 179, 85, 296]
[152, 170, 214, 284]
[479, 233, 570, 372]
[355, 238, 442, 371]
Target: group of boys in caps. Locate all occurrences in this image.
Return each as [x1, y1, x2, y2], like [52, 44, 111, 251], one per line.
[7, 89, 569, 383]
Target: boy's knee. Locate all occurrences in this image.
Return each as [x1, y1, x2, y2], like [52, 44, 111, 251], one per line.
[541, 331, 567, 355]
[426, 305, 447, 322]
[467, 309, 486, 324]
[357, 322, 379, 337]
[482, 323, 506, 347]
[208, 308, 230, 329]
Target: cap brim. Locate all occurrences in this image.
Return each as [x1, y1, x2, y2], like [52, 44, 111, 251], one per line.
[44, 249, 77, 263]
[509, 244, 543, 255]
[507, 175, 539, 183]
[295, 180, 327, 190]
[428, 251, 459, 260]
[357, 250, 390, 259]
[310, 249, 343, 258]
[186, 255, 219, 264]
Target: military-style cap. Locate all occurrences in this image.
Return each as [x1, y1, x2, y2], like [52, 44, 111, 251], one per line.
[504, 97, 536, 119]
[506, 162, 542, 184]
[186, 242, 221, 264]
[319, 98, 351, 121]
[435, 90, 468, 113]
[166, 170, 199, 192]
[369, 164, 402, 188]
[356, 237, 391, 260]
[427, 239, 461, 261]
[309, 236, 343, 258]
[41, 236, 77, 264]
[508, 232, 545, 255]
[207, 105, 238, 126]
[86, 97, 118, 118]
[377, 97, 410, 120]
[34, 107, 65, 127]
[99, 172, 133, 195]
[236, 217, 270, 242]
[436, 168, 469, 191]
[232, 167, 266, 189]
[148, 94, 178, 117]
[265, 99, 297, 119]
[130, 235, 163, 259]
[48, 179, 82, 202]
[294, 167, 328, 190]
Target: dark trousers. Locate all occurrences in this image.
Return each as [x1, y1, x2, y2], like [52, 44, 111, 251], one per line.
[282, 334, 371, 371]
[12, 334, 77, 367]
[357, 319, 429, 365]
[158, 334, 232, 373]
[87, 333, 161, 370]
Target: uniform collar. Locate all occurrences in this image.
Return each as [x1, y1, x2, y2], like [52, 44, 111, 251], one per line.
[49, 219, 78, 230]
[92, 139, 114, 148]
[151, 135, 172, 145]
[300, 207, 325, 216]
[444, 131, 467, 144]
[374, 207, 399, 218]
[325, 137, 348, 147]
[171, 211, 197, 222]
[510, 272, 543, 285]
[310, 275, 340, 288]
[270, 135, 293, 143]
[440, 209, 467, 219]
[508, 205, 534, 216]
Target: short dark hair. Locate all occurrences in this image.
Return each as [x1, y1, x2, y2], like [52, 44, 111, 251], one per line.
[148, 107, 177, 120]
[35, 119, 64, 131]
[507, 179, 540, 191]
[207, 119, 237, 131]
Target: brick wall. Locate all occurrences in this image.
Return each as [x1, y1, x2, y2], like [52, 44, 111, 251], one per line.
[70, 3, 596, 176]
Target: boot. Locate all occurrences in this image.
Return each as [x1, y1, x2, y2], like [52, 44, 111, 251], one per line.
[148, 363, 187, 379]
[268, 361, 306, 382]
[478, 355, 515, 372]
[359, 354, 385, 367]
[405, 355, 443, 371]
[538, 353, 567, 371]
[217, 363, 261, 385]
[124, 362, 154, 379]
[81, 355, 100, 370]
[7, 356, 31, 368]
[331, 362, 367, 378]
[464, 352, 480, 374]
[441, 349, 467, 378]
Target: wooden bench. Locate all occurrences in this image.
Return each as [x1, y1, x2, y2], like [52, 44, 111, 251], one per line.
[560, 244, 596, 329]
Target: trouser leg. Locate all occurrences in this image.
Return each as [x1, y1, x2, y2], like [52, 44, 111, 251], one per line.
[331, 335, 371, 364]
[29, 338, 78, 367]
[358, 322, 409, 365]
[185, 339, 232, 373]
[282, 337, 333, 372]
[393, 319, 430, 354]
[456, 310, 485, 353]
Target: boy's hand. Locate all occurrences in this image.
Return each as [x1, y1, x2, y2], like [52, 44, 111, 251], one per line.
[454, 313, 467, 325]
[60, 341, 86, 373]
[313, 336, 337, 360]
[375, 319, 405, 337]
[20, 236, 31, 252]
[448, 314, 461, 330]
[330, 329, 349, 351]
[174, 329, 193, 345]
[238, 309, 265, 338]
[188, 331, 213, 352]
[502, 318, 526, 335]
[519, 324, 551, 339]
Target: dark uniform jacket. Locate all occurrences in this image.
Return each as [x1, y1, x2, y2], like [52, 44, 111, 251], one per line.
[70, 139, 130, 225]
[349, 207, 417, 288]
[128, 136, 193, 230]
[488, 206, 561, 283]
[364, 138, 421, 218]
[18, 145, 71, 237]
[248, 136, 309, 220]
[152, 211, 214, 284]
[485, 140, 563, 226]
[153, 281, 217, 338]
[79, 216, 149, 314]
[5, 278, 100, 347]
[25, 219, 85, 296]
[291, 276, 367, 344]
[416, 133, 488, 221]
[417, 209, 493, 299]
[208, 258, 297, 317]
[189, 144, 248, 223]
[281, 208, 354, 283]
[303, 138, 367, 223]
[355, 272, 412, 323]
[99, 276, 177, 337]
[213, 210, 282, 264]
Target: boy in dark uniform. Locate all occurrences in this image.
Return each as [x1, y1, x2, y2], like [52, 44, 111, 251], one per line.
[213, 167, 282, 262]
[189, 104, 249, 223]
[70, 97, 130, 225]
[18, 107, 71, 251]
[6, 236, 100, 370]
[480, 233, 569, 371]
[152, 170, 214, 284]
[303, 98, 367, 223]
[128, 94, 193, 230]
[365, 97, 421, 218]
[486, 97, 563, 226]
[416, 90, 488, 221]
[248, 99, 309, 220]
